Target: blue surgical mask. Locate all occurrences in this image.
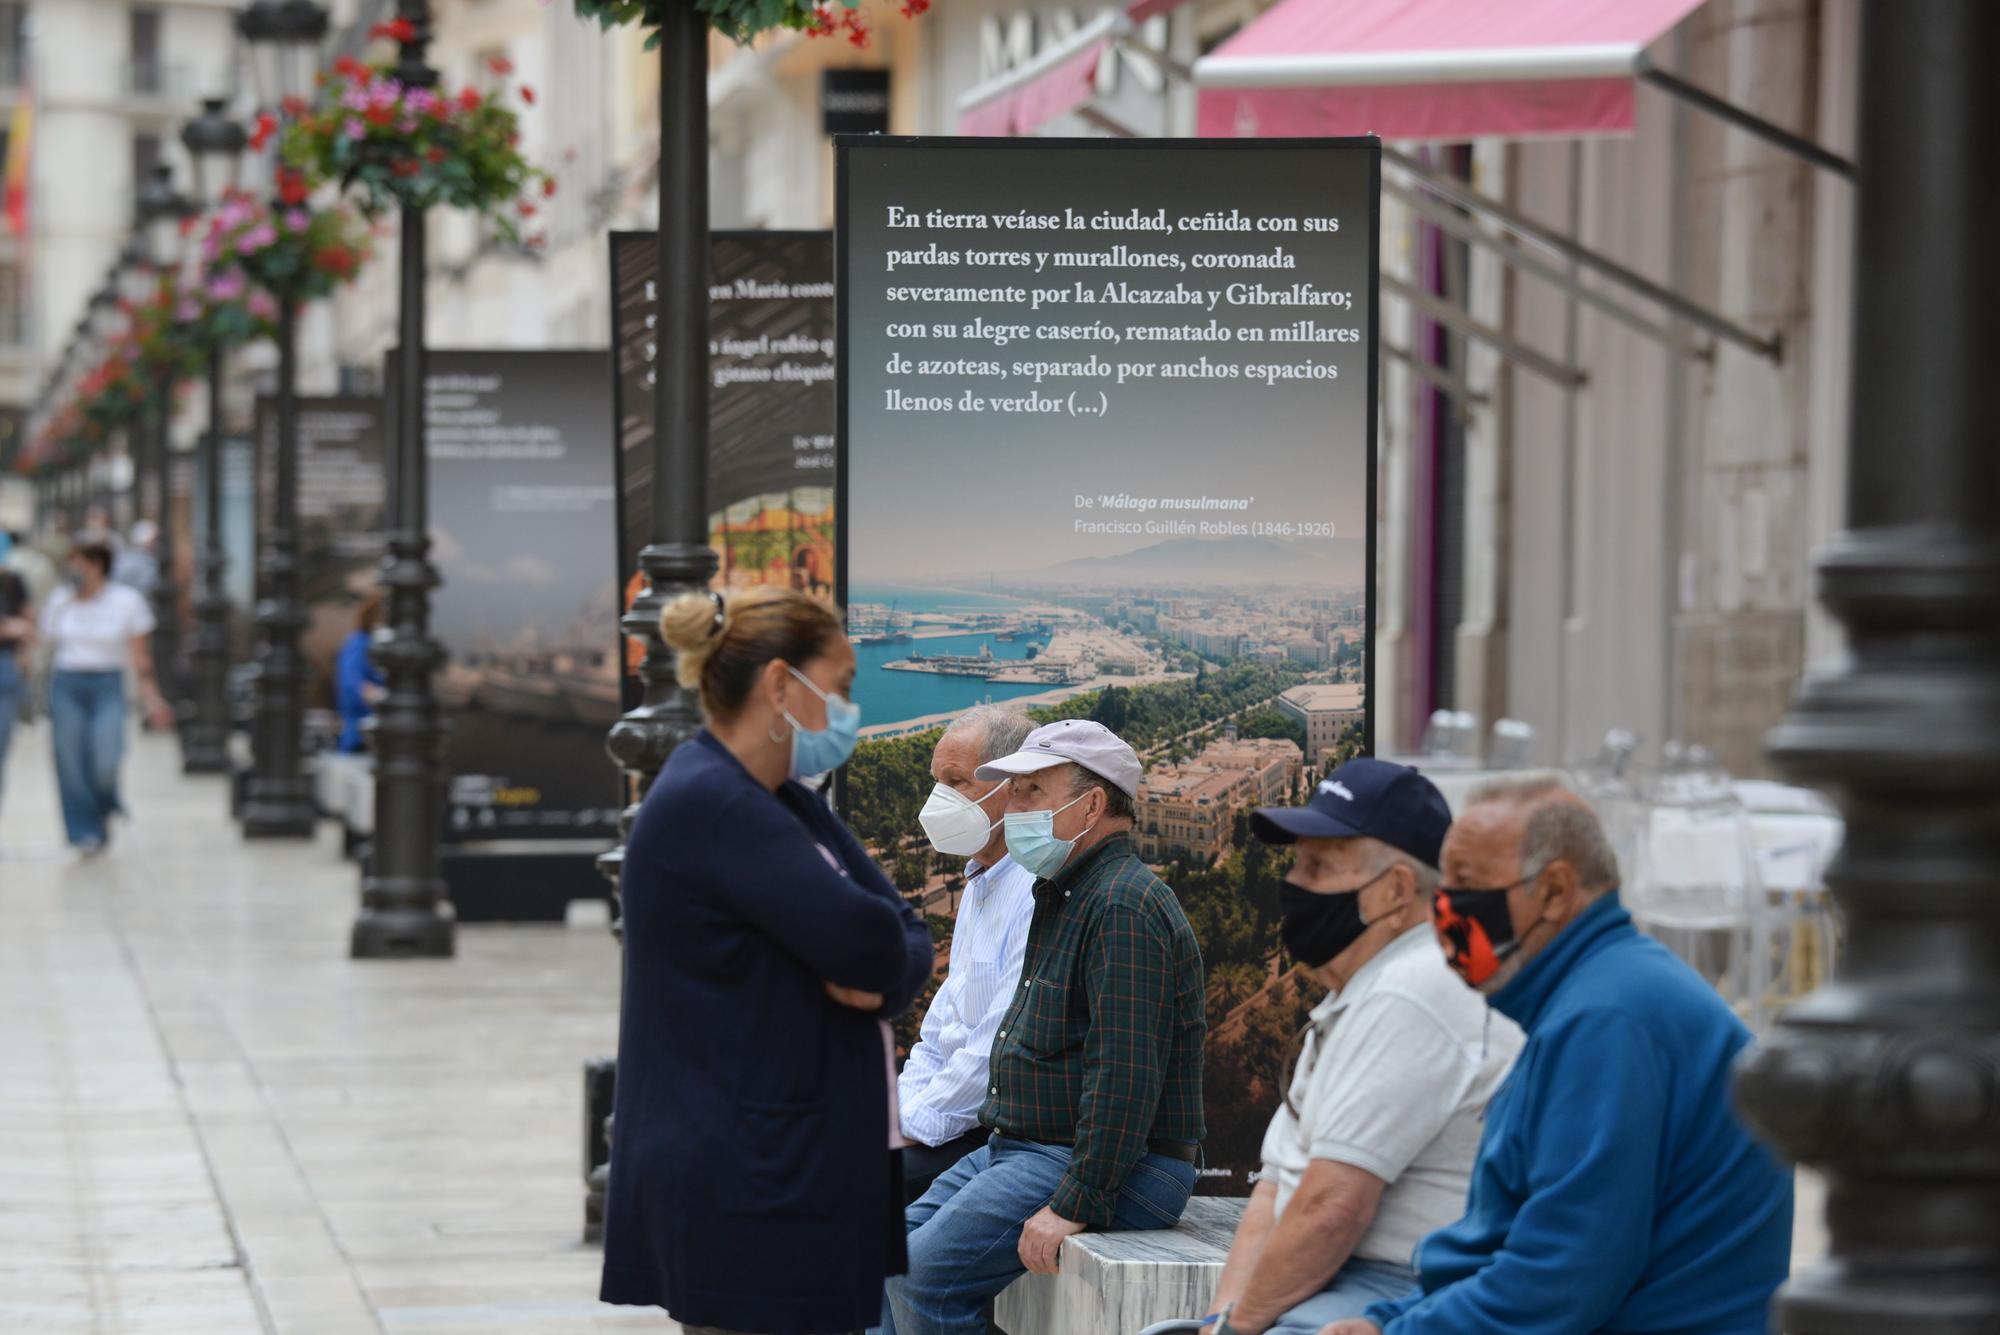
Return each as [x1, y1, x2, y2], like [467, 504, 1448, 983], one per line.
[1003, 789, 1097, 879]
[782, 665, 860, 779]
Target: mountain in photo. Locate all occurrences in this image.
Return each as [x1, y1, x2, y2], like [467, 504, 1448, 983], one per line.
[1017, 534, 1365, 586]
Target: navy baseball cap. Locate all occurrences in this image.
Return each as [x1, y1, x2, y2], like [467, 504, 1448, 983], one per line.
[1250, 757, 1452, 868]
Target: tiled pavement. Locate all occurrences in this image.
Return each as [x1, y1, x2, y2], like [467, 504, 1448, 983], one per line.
[1, 727, 663, 1334]
[0, 725, 1828, 1334]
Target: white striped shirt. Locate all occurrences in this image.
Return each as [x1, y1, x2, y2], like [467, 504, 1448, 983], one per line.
[897, 853, 1038, 1147]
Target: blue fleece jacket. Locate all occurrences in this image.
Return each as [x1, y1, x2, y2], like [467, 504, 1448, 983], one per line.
[1364, 892, 1793, 1335]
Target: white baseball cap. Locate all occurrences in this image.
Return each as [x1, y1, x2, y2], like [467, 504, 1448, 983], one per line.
[975, 718, 1142, 800]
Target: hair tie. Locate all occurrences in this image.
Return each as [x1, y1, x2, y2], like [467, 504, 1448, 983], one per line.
[708, 591, 726, 637]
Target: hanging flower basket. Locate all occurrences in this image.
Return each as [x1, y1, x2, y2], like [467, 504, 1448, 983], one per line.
[282, 52, 551, 244]
[572, 0, 930, 48]
[201, 188, 375, 302]
[77, 350, 152, 432]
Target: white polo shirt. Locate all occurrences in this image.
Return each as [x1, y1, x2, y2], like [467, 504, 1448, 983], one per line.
[1257, 923, 1524, 1267]
[40, 583, 155, 673]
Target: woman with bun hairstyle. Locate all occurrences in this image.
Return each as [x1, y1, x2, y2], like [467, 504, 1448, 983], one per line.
[599, 585, 933, 1334]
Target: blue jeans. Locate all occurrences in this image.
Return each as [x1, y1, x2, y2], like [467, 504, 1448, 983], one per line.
[50, 670, 127, 848]
[881, 1135, 1197, 1335]
[0, 650, 20, 811]
[1264, 1257, 1418, 1333]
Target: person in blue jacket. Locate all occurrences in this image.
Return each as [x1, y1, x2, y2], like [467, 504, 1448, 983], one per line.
[1324, 774, 1793, 1335]
[333, 591, 385, 753]
[599, 584, 934, 1334]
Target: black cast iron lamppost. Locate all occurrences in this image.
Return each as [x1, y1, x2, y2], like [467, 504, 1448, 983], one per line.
[178, 97, 248, 775]
[237, 0, 326, 839]
[1734, 1, 2000, 1329]
[350, 0, 454, 958]
[584, 0, 719, 1237]
[134, 164, 198, 718]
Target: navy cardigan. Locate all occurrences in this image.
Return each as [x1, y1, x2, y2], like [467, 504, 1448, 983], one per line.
[600, 730, 934, 1333]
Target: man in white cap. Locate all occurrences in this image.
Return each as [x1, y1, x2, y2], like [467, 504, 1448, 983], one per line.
[881, 719, 1207, 1335]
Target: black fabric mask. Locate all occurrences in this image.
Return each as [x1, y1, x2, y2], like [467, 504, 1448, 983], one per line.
[1279, 865, 1390, 968]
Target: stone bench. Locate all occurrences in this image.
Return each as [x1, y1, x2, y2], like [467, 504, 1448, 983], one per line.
[997, 1197, 1245, 1335]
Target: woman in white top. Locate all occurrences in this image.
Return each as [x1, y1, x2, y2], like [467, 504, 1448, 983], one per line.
[38, 540, 169, 853]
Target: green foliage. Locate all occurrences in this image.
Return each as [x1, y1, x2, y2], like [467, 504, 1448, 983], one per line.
[1028, 662, 1311, 753]
[574, 0, 885, 45]
[1237, 705, 1306, 751]
[845, 725, 945, 858]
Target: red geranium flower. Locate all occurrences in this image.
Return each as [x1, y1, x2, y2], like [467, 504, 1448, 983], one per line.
[391, 158, 420, 178]
[517, 201, 536, 218]
[368, 18, 416, 43]
[248, 112, 278, 151]
[457, 87, 481, 112]
[334, 55, 367, 80]
[281, 95, 307, 118]
[542, 176, 556, 197]
[364, 102, 396, 127]
[519, 85, 535, 105]
[428, 147, 446, 164]
[276, 169, 309, 206]
[313, 246, 355, 276]
[488, 55, 514, 76]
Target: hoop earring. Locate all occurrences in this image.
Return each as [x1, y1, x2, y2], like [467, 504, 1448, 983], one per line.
[767, 717, 791, 745]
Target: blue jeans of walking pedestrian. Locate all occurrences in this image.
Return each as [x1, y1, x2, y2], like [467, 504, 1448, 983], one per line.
[878, 1135, 1197, 1335]
[50, 669, 127, 848]
[0, 650, 20, 811]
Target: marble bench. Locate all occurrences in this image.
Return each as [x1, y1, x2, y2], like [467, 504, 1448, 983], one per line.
[996, 1197, 1246, 1335]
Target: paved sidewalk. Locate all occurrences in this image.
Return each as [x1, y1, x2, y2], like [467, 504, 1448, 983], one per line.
[0, 725, 663, 1334]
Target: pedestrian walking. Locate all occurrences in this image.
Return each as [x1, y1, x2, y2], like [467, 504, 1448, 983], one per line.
[0, 531, 33, 818]
[599, 584, 934, 1335]
[37, 541, 171, 854]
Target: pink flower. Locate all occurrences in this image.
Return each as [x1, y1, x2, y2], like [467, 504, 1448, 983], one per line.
[341, 83, 372, 112]
[406, 88, 439, 115]
[217, 198, 254, 230]
[398, 115, 417, 134]
[370, 79, 401, 109]
[343, 116, 366, 140]
[206, 270, 246, 302]
[235, 223, 278, 256]
[247, 290, 278, 321]
[175, 298, 202, 323]
[284, 209, 311, 232]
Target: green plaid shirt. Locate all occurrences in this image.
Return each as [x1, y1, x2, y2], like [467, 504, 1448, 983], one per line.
[979, 832, 1207, 1227]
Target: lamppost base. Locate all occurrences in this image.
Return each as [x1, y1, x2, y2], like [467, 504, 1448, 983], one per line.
[351, 905, 455, 959]
[180, 735, 231, 774]
[241, 779, 318, 839]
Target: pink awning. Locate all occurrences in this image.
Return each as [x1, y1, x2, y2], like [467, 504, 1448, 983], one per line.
[957, 0, 1189, 137]
[1195, 0, 1709, 142]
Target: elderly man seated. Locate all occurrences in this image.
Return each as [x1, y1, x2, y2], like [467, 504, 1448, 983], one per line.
[1326, 774, 1793, 1335]
[1194, 759, 1522, 1335]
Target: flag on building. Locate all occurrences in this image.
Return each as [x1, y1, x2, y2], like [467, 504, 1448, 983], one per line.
[3, 94, 30, 237]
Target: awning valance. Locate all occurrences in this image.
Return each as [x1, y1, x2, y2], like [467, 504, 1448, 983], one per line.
[1194, 0, 1708, 142]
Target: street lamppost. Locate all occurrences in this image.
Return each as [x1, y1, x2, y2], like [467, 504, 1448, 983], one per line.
[350, 0, 454, 959]
[113, 239, 156, 535]
[585, 0, 719, 1236]
[1733, 1, 2000, 1329]
[178, 97, 247, 775]
[133, 164, 198, 720]
[237, 0, 326, 839]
